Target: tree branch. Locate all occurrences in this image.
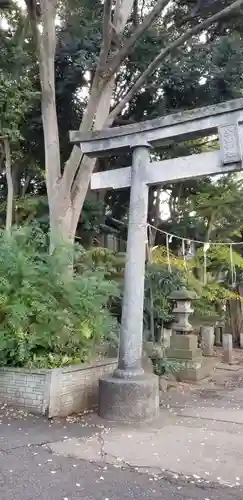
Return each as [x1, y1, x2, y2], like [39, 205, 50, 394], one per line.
[106, 0, 243, 125]
[62, 81, 104, 192]
[70, 155, 96, 236]
[61, 0, 136, 195]
[107, 0, 171, 77]
[98, 0, 113, 70]
[62, 0, 118, 192]
[114, 0, 134, 33]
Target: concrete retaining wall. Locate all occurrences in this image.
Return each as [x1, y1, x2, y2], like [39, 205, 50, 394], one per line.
[0, 359, 117, 417]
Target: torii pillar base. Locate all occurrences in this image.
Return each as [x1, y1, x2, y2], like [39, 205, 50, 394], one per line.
[98, 373, 159, 423]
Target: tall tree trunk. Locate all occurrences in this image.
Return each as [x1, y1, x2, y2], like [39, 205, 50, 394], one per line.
[36, 0, 66, 250]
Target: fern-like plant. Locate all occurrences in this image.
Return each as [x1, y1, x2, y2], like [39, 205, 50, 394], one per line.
[0, 227, 119, 368]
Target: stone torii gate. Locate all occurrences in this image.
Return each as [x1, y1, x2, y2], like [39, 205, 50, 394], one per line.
[70, 99, 243, 423]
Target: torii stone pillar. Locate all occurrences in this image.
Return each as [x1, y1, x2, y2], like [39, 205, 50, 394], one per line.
[70, 98, 243, 422]
[115, 143, 150, 375]
[99, 143, 159, 422]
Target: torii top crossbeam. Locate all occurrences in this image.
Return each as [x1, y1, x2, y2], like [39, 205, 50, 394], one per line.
[70, 98, 243, 157]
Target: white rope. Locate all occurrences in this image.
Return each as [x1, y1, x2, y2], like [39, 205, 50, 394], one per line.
[148, 222, 242, 284]
[148, 223, 243, 247]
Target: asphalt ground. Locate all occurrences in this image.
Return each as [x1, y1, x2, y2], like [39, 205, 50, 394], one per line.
[0, 407, 243, 500]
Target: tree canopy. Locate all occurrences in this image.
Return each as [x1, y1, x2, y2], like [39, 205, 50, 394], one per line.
[1, 0, 243, 247]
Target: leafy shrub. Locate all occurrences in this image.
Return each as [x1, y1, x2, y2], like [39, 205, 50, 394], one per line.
[147, 245, 236, 332]
[76, 246, 126, 281]
[77, 243, 237, 342]
[144, 263, 185, 334]
[76, 245, 230, 335]
[0, 228, 119, 368]
[76, 246, 126, 323]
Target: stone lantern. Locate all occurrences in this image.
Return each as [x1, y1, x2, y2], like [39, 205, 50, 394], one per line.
[165, 287, 211, 381]
[168, 288, 197, 335]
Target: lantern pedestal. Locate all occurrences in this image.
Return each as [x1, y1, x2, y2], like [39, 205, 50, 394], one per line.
[166, 333, 201, 360]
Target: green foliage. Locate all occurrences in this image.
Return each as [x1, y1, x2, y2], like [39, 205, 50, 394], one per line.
[195, 245, 243, 284]
[76, 246, 126, 281]
[150, 245, 236, 327]
[1, 0, 243, 351]
[1, 0, 243, 238]
[0, 74, 37, 141]
[76, 246, 126, 321]
[14, 196, 49, 230]
[75, 243, 238, 337]
[0, 228, 119, 368]
[0, 196, 106, 236]
[184, 176, 243, 241]
[144, 263, 185, 330]
[154, 357, 197, 379]
[79, 199, 105, 231]
[160, 174, 243, 245]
